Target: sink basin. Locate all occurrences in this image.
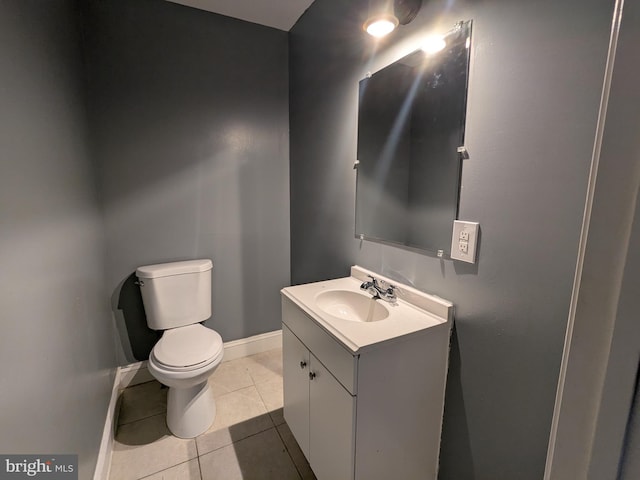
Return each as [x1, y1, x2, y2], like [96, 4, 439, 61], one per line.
[282, 266, 453, 352]
[315, 290, 389, 322]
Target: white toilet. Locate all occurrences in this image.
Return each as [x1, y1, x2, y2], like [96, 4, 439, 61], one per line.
[136, 259, 224, 438]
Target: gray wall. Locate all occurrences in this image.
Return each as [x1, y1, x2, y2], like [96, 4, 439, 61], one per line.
[0, 1, 116, 478]
[83, 0, 290, 362]
[289, 0, 613, 478]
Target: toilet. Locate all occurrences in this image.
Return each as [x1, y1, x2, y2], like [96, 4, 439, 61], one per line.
[136, 259, 224, 438]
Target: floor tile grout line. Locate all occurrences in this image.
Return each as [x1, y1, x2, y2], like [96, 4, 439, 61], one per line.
[115, 411, 167, 431]
[196, 421, 277, 459]
[209, 381, 256, 398]
[118, 410, 168, 428]
[196, 449, 204, 480]
[135, 458, 196, 480]
[252, 375, 283, 387]
[274, 424, 305, 480]
[194, 430, 205, 480]
[254, 382, 272, 411]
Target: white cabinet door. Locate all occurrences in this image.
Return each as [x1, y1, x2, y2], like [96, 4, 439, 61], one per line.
[283, 325, 311, 460]
[309, 353, 356, 480]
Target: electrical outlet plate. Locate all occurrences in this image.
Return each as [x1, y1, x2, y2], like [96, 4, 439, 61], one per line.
[451, 220, 479, 263]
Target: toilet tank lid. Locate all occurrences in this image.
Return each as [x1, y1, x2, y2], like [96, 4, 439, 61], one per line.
[136, 259, 212, 279]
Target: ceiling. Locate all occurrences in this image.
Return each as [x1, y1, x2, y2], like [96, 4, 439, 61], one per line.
[166, 0, 315, 31]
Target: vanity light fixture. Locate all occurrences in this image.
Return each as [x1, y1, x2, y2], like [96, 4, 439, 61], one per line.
[364, 14, 399, 38]
[364, 0, 423, 38]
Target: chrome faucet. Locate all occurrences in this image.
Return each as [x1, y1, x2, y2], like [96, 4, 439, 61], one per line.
[360, 275, 397, 303]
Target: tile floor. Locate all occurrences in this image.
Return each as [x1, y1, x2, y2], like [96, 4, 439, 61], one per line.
[109, 348, 316, 480]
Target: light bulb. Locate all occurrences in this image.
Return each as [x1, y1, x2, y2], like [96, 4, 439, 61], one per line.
[421, 36, 446, 55]
[364, 15, 399, 38]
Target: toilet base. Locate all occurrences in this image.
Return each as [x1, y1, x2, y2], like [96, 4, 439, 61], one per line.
[166, 381, 216, 438]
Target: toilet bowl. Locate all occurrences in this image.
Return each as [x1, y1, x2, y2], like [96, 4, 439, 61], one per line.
[148, 323, 224, 438]
[136, 259, 224, 439]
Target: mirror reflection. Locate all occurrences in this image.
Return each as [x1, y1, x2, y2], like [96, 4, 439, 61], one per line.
[356, 21, 472, 254]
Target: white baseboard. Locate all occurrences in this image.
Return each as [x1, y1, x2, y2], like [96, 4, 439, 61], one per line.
[93, 368, 121, 480]
[222, 329, 283, 362]
[118, 361, 155, 389]
[93, 329, 282, 479]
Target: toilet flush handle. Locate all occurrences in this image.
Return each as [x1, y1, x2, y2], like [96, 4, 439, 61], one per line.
[134, 280, 145, 287]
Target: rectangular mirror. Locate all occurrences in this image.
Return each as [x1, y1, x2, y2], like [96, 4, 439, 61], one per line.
[356, 20, 472, 255]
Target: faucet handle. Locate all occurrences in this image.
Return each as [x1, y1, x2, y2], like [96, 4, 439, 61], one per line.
[385, 284, 398, 304]
[384, 283, 397, 296]
[367, 274, 379, 286]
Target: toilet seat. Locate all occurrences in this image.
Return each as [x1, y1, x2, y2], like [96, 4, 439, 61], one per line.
[150, 351, 222, 372]
[152, 324, 223, 370]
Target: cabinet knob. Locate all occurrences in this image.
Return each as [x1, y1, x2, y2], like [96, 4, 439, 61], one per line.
[309, 371, 316, 380]
[299, 361, 307, 369]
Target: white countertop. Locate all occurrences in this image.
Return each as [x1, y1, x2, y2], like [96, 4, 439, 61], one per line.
[281, 266, 453, 353]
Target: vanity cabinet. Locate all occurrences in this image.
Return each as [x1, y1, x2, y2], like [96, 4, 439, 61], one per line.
[283, 326, 355, 480]
[282, 292, 451, 480]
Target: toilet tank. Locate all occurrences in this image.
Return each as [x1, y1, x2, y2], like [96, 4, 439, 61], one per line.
[136, 259, 212, 330]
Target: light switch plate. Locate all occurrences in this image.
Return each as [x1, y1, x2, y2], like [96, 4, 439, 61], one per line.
[451, 220, 479, 263]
